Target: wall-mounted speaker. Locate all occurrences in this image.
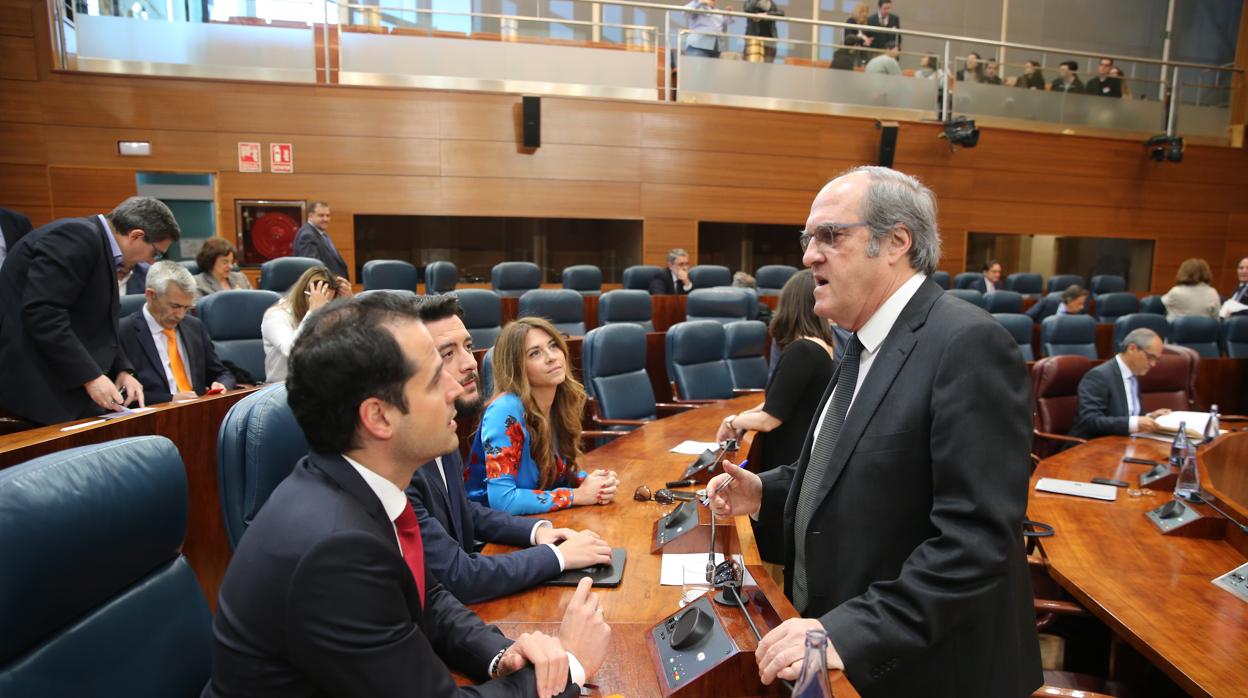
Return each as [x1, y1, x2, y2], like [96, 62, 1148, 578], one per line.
[522, 95, 541, 149]
[876, 120, 898, 168]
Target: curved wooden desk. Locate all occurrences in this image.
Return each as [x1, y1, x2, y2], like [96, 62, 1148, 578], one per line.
[1029, 435, 1248, 697]
[469, 394, 858, 697]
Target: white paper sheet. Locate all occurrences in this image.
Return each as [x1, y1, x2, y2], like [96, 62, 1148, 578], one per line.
[670, 440, 719, 455]
[1220, 299, 1247, 319]
[659, 553, 756, 586]
[100, 406, 156, 420]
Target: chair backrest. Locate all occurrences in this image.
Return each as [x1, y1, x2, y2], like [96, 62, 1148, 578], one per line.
[453, 289, 502, 349]
[259, 256, 322, 293]
[688, 264, 732, 289]
[1139, 294, 1166, 315]
[724, 320, 769, 390]
[425, 260, 458, 294]
[946, 288, 986, 309]
[983, 290, 1023, 314]
[1089, 274, 1126, 295]
[954, 272, 982, 289]
[582, 323, 658, 421]
[1224, 316, 1248, 358]
[1047, 274, 1085, 294]
[197, 289, 282, 382]
[1031, 355, 1093, 435]
[755, 265, 797, 296]
[1139, 345, 1198, 413]
[354, 289, 418, 302]
[1113, 313, 1170, 352]
[178, 260, 200, 276]
[1094, 292, 1139, 324]
[993, 313, 1034, 362]
[1041, 314, 1098, 359]
[361, 259, 418, 292]
[0, 436, 212, 696]
[686, 287, 752, 324]
[1169, 315, 1221, 358]
[482, 346, 495, 399]
[665, 320, 734, 400]
[1005, 272, 1043, 295]
[518, 289, 586, 337]
[217, 384, 308, 548]
[491, 261, 542, 298]
[622, 264, 663, 291]
[931, 270, 951, 290]
[598, 289, 654, 331]
[561, 265, 602, 295]
[120, 293, 147, 318]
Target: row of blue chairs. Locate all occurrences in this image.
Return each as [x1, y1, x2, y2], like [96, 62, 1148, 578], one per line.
[933, 271, 1124, 295]
[992, 312, 1248, 361]
[946, 288, 1165, 323]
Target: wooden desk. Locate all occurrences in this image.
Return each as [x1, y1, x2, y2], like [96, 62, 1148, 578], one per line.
[1029, 435, 1248, 696]
[470, 394, 858, 697]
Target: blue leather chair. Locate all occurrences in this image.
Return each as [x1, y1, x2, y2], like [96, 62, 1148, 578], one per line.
[1041, 314, 1098, 359]
[482, 346, 495, 399]
[1170, 315, 1221, 358]
[197, 289, 282, 382]
[983, 290, 1023, 314]
[931, 271, 951, 290]
[259, 256, 323, 292]
[755, 265, 797, 296]
[582, 323, 663, 427]
[1047, 274, 1085, 294]
[622, 265, 663, 291]
[561, 265, 602, 296]
[1005, 272, 1043, 296]
[954, 272, 982, 290]
[518, 289, 586, 336]
[1139, 295, 1166, 315]
[120, 293, 147, 318]
[724, 321, 768, 390]
[362, 259, 418, 292]
[491, 261, 542, 298]
[665, 321, 735, 401]
[946, 288, 986, 309]
[425, 261, 458, 294]
[0, 436, 212, 696]
[688, 265, 732, 289]
[686, 287, 752, 324]
[1094, 292, 1139, 324]
[217, 384, 307, 548]
[1222, 316, 1248, 358]
[1089, 274, 1126, 295]
[993, 313, 1035, 361]
[453, 289, 502, 349]
[1113, 313, 1170, 352]
[178, 260, 200, 276]
[598, 289, 654, 331]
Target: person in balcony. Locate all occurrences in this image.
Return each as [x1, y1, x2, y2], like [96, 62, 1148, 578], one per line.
[844, 2, 873, 67]
[1051, 60, 1083, 93]
[1015, 59, 1046, 90]
[744, 0, 784, 63]
[865, 0, 901, 52]
[683, 0, 732, 58]
[982, 59, 1004, 85]
[864, 40, 901, 75]
[956, 51, 984, 82]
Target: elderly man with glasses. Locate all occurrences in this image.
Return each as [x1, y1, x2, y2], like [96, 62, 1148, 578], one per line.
[1071, 327, 1171, 439]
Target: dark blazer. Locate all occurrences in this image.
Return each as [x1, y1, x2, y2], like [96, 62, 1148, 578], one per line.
[865, 12, 901, 49]
[123, 262, 149, 295]
[0, 207, 33, 255]
[406, 449, 561, 604]
[1070, 358, 1132, 440]
[647, 269, 690, 296]
[118, 310, 236, 405]
[757, 278, 1041, 697]
[292, 222, 349, 279]
[1025, 297, 1066, 322]
[206, 451, 576, 698]
[969, 276, 997, 294]
[0, 216, 133, 425]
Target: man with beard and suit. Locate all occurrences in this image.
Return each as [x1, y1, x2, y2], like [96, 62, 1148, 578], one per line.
[648, 248, 694, 295]
[405, 294, 613, 604]
[707, 166, 1041, 697]
[118, 261, 235, 405]
[0, 206, 33, 269]
[292, 200, 349, 280]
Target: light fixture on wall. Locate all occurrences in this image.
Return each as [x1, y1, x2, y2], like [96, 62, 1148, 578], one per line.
[938, 117, 979, 151]
[117, 141, 152, 157]
[1145, 134, 1183, 163]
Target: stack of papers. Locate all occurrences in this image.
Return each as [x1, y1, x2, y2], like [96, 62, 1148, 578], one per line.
[670, 440, 719, 455]
[659, 553, 756, 586]
[1153, 411, 1220, 439]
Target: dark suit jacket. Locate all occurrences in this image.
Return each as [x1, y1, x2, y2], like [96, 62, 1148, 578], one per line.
[1070, 358, 1132, 440]
[969, 276, 997, 294]
[406, 449, 561, 604]
[647, 269, 690, 296]
[757, 278, 1041, 697]
[292, 222, 349, 279]
[865, 12, 901, 48]
[118, 310, 236, 405]
[0, 207, 32, 254]
[123, 262, 149, 295]
[1026, 297, 1065, 322]
[206, 451, 576, 698]
[0, 216, 133, 425]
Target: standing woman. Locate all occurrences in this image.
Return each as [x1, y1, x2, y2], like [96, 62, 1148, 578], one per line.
[468, 317, 619, 515]
[715, 269, 835, 563]
[844, 1, 873, 67]
[1162, 258, 1221, 321]
[261, 265, 352, 381]
[193, 237, 252, 298]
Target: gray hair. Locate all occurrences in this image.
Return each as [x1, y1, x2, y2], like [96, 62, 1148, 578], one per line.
[146, 260, 195, 296]
[108, 196, 181, 243]
[842, 166, 941, 275]
[667, 248, 689, 265]
[1122, 328, 1159, 351]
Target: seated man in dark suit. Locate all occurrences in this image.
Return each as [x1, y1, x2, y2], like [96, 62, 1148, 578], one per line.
[407, 294, 612, 603]
[292, 200, 350, 280]
[206, 293, 610, 698]
[1071, 328, 1170, 440]
[648, 247, 693, 295]
[969, 259, 1001, 293]
[118, 261, 149, 296]
[118, 261, 235, 405]
[1026, 284, 1088, 322]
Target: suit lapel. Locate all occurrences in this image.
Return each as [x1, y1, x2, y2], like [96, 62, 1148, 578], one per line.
[131, 316, 170, 392]
[93, 217, 120, 321]
[430, 455, 461, 541]
[1107, 361, 1129, 416]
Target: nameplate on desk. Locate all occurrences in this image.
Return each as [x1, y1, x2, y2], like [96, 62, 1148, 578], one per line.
[1035, 478, 1118, 501]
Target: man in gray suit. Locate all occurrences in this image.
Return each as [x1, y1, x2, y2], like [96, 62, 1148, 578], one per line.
[292, 200, 349, 280]
[708, 166, 1041, 697]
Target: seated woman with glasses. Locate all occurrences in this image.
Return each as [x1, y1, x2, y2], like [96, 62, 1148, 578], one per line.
[193, 237, 252, 298]
[261, 265, 352, 382]
[466, 317, 618, 514]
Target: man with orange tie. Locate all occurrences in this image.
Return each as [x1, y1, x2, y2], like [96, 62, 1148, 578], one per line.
[205, 293, 610, 698]
[118, 261, 234, 404]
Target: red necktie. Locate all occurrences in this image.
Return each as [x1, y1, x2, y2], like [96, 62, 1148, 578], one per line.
[394, 504, 426, 608]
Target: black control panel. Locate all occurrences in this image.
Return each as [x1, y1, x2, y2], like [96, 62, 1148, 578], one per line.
[653, 501, 699, 548]
[650, 596, 735, 691]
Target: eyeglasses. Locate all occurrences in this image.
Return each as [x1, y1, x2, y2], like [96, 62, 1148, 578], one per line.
[798, 222, 869, 251]
[1143, 351, 1162, 365]
[144, 234, 168, 262]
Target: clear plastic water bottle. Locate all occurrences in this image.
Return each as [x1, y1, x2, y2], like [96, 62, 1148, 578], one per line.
[791, 629, 834, 697]
[1175, 448, 1201, 501]
[1169, 421, 1190, 470]
[1204, 405, 1220, 443]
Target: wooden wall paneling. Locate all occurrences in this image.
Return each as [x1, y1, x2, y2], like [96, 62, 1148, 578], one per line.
[439, 140, 642, 182]
[0, 0, 34, 37]
[0, 34, 37, 80]
[0, 205, 51, 226]
[641, 182, 811, 223]
[0, 78, 39, 122]
[640, 147, 829, 193]
[33, 79, 222, 131]
[216, 172, 440, 215]
[215, 132, 440, 176]
[0, 163, 50, 207]
[0, 121, 45, 165]
[440, 177, 641, 219]
[540, 98, 643, 148]
[643, 217, 697, 265]
[48, 166, 137, 211]
[641, 106, 839, 159]
[42, 125, 220, 170]
[438, 96, 520, 142]
[217, 86, 441, 139]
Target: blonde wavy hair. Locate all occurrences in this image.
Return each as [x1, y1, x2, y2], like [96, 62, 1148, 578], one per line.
[489, 317, 586, 489]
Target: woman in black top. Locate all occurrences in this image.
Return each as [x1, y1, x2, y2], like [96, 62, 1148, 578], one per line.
[1016, 59, 1046, 90]
[715, 269, 835, 563]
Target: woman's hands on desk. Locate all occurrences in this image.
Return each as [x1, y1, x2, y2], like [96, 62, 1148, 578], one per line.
[706, 460, 763, 518]
[574, 469, 619, 506]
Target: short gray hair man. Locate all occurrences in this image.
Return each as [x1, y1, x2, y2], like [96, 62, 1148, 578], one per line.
[667, 248, 689, 265]
[853, 166, 941, 276]
[109, 196, 182, 244]
[145, 260, 196, 296]
[1121, 327, 1159, 352]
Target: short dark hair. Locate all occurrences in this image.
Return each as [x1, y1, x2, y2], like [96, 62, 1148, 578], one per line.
[981, 259, 999, 272]
[196, 236, 238, 273]
[287, 293, 424, 454]
[878, 0, 891, 6]
[1060, 60, 1079, 72]
[414, 293, 464, 323]
[309, 201, 330, 214]
[881, 40, 897, 50]
[1100, 57, 1114, 66]
[108, 196, 181, 243]
[1060, 285, 1088, 303]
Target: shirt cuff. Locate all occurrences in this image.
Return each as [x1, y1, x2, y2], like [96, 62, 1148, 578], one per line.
[1129, 416, 1140, 433]
[530, 520, 551, 546]
[545, 543, 566, 572]
[567, 652, 586, 687]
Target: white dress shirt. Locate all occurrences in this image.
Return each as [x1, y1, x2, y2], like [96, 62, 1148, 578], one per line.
[0, 224, 7, 269]
[141, 304, 192, 393]
[1115, 355, 1141, 433]
[984, 278, 996, 293]
[672, 272, 691, 293]
[261, 303, 311, 382]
